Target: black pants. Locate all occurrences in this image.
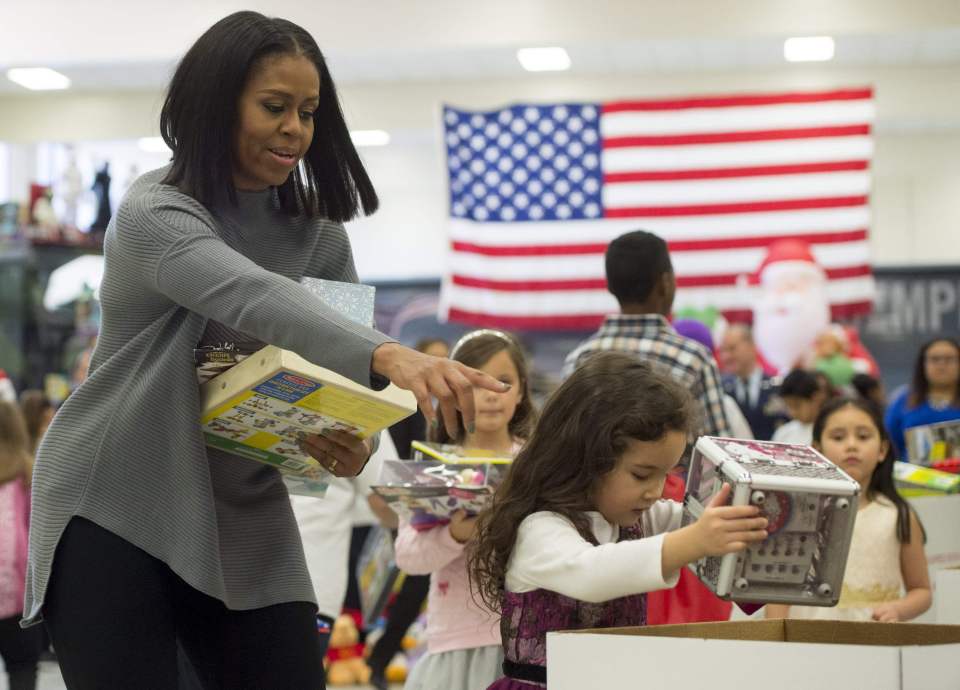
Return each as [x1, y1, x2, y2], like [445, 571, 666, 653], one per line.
[366, 572, 430, 675]
[44, 517, 324, 690]
[0, 614, 41, 690]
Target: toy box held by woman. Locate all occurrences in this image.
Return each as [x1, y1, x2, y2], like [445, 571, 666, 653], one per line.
[682, 437, 860, 606]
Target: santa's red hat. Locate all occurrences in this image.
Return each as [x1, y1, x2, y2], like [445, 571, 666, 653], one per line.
[754, 239, 825, 287]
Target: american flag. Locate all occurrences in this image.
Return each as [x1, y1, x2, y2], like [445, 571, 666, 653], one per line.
[439, 87, 875, 330]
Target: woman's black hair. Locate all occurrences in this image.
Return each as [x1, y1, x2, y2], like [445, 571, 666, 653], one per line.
[779, 368, 820, 399]
[160, 11, 378, 220]
[812, 396, 925, 544]
[908, 337, 960, 409]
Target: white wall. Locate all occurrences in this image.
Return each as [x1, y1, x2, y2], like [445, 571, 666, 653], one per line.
[1, 64, 958, 279]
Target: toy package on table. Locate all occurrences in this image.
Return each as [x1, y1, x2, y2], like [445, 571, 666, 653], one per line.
[905, 419, 960, 466]
[682, 437, 859, 607]
[371, 454, 511, 531]
[893, 461, 960, 496]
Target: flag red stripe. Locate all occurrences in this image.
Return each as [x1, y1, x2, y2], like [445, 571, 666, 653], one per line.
[605, 196, 867, 218]
[451, 241, 607, 257]
[603, 125, 869, 149]
[452, 230, 867, 257]
[668, 229, 868, 251]
[447, 300, 873, 331]
[447, 309, 607, 331]
[604, 160, 869, 183]
[451, 265, 871, 291]
[601, 89, 873, 113]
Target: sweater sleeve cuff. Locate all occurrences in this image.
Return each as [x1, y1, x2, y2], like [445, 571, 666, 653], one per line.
[651, 532, 682, 589]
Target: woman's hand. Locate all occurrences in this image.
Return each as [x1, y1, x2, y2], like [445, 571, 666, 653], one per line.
[372, 342, 511, 439]
[299, 429, 372, 478]
[448, 510, 479, 544]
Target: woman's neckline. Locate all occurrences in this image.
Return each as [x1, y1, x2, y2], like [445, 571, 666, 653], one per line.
[927, 392, 956, 410]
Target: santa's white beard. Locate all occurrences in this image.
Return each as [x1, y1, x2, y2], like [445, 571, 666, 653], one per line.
[753, 288, 830, 373]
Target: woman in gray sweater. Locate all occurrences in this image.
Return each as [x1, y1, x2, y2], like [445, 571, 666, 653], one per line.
[25, 12, 507, 689]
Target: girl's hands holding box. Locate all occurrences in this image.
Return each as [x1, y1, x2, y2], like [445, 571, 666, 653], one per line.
[693, 484, 770, 556]
[662, 484, 769, 580]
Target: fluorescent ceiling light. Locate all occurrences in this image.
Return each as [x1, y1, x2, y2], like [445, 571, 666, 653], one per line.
[6, 67, 71, 90]
[138, 137, 170, 153]
[350, 130, 390, 147]
[783, 36, 835, 62]
[517, 47, 571, 72]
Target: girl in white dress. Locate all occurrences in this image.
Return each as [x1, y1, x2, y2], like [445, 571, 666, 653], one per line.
[767, 397, 932, 622]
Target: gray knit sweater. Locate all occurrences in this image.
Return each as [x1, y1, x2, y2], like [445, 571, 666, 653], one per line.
[24, 169, 391, 624]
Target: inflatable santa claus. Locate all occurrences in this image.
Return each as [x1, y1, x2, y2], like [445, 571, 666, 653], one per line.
[743, 239, 878, 379]
[752, 240, 831, 374]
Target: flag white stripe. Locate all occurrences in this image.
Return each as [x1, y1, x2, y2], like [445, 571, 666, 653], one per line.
[448, 208, 870, 246]
[600, 101, 875, 137]
[602, 136, 873, 172]
[444, 276, 876, 317]
[449, 240, 869, 281]
[603, 171, 870, 208]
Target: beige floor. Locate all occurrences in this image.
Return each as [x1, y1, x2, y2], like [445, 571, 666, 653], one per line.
[0, 661, 405, 689]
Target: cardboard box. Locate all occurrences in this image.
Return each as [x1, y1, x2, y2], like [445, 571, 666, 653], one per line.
[548, 619, 960, 690]
[936, 568, 960, 625]
[911, 494, 960, 623]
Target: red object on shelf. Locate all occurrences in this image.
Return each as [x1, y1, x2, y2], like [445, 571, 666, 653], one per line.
[932, 458, 960, 475]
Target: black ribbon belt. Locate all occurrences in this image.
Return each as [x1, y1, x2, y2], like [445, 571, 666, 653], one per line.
[503, 658, 547, 684]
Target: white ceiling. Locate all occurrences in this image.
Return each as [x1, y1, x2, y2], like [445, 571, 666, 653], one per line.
[1, 0, 959, 94]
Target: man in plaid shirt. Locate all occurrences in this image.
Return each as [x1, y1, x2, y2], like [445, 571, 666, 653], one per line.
[563, 230, 731, 439]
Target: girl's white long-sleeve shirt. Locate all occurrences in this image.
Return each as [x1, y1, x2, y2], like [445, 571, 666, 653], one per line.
[505, 500, 683, 603]
[395, 522, 501, 654]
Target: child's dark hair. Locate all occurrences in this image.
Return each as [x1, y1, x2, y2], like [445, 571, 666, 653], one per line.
[780, 368, 820, 399]
[19, 390, 53, 455]
[812, 397, 924, 544]
[414, 338, 448, 355]
[468, 352, 695, 613]
[430, 330, 535, 445]
[850, 373, 881, 401]
[0, 401, 33, 486]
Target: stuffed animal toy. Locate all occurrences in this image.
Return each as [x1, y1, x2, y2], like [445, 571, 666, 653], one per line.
[325, 614, 371, 686]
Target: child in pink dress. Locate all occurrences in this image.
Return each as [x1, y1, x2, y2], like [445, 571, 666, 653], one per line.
[398, 330, 535, 690]
[0, 401, 42, 690]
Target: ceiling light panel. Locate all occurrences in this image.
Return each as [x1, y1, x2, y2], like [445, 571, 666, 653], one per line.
[516, 47, 572, 72]
[6, 67, 71, 90]
[783, 36, 835, 62]
[350, 130, 390, 147]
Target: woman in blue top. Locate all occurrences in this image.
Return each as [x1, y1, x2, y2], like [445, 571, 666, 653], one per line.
[885, 337, 960, 460]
